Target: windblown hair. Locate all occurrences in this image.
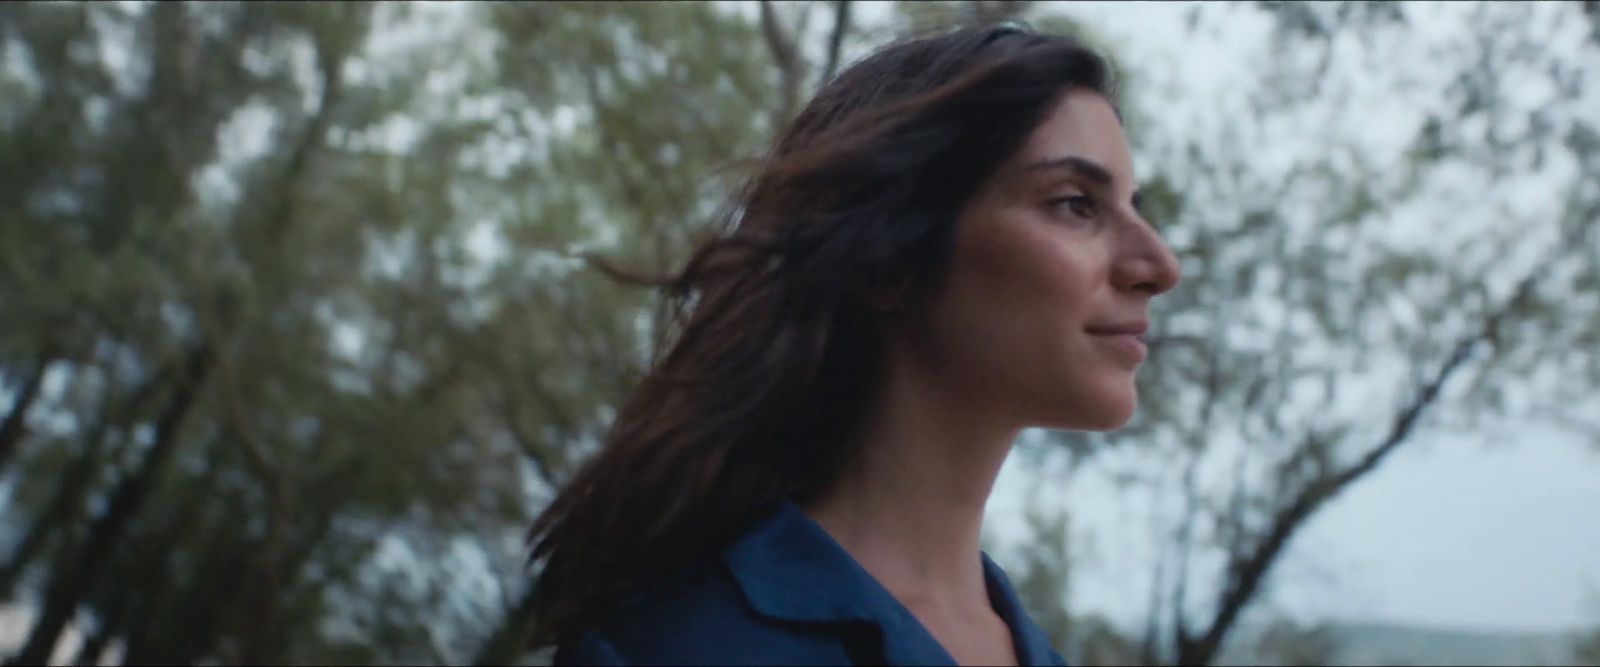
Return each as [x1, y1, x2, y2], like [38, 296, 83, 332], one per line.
[526, 22, 1114, 647]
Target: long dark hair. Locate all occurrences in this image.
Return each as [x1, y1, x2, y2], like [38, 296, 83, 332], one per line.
[527, 22, 1113, 646]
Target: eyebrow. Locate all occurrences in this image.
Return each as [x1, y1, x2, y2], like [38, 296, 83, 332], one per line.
[1026, 154, 1144, 211]
[1026, 154, 1114, 186]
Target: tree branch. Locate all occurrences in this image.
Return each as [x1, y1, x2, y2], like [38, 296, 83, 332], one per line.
[0, 343, 59, 471]
[818, 1, 852, 88]
[496, 381, 570, 490]
[1177, 270, 1534, 666]
[1140, 540, 1170, 666]
[1170, 452, 1201, 653]
[759, 2, 804, 127]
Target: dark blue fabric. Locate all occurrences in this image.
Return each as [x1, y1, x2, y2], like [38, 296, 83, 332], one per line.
[553, 501, 1068, 666]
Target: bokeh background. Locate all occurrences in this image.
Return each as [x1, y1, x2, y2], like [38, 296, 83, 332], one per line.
[1, 1, 1598, 665]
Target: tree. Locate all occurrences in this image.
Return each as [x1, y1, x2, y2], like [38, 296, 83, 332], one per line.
[1, 1, 807, 664]
[1, 3, 528, 663]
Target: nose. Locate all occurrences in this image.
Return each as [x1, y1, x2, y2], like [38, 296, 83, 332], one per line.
[1110, 217, 1181, 296]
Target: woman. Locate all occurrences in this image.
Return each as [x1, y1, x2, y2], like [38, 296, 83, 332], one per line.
[531, 22, 1180, 666]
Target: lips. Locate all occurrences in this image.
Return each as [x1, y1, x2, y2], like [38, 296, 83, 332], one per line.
[1085, 321, 1149, 364]
[1083, 321, 1149, 338]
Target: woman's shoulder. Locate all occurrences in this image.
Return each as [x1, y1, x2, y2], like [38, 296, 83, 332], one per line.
[553, 556, 856, 666]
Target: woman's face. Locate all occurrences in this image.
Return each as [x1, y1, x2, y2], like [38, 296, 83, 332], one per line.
[908, 88, 1180, 431]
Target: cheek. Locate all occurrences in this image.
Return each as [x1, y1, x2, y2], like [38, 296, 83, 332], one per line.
[929, 218, 1102, 379]
[966, 222, 1100, 328]
[917, 215, 1137, 428]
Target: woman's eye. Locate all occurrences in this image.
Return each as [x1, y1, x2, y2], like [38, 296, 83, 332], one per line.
[1048, 195, 1097, 220]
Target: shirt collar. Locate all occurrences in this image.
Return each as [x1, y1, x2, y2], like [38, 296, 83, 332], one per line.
[722, 501, 1063, 666]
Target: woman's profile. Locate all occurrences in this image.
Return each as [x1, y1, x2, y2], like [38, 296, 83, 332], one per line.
[528, 22, 1181, 666]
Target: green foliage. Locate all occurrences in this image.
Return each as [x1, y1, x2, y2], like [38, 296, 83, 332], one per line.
[0, 1, 810, 663]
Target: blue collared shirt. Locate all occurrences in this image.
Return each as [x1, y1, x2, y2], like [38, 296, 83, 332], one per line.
[554, 501, 1067, 666]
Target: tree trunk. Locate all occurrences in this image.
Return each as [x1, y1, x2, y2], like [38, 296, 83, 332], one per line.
[0, 351, 55, 472]
[235, 483, 290, 666]
[120, 517, 244, 666]
[0, 353, 167, 599]
[71, 624, 117, 667]
[6, 342, 212, 667]
[138, 464, 344, 666]
[72, 626, 117, 667]
[0, 410, 128, 600]
[0, 438, 95, 599]
[70, 585, 131, 667]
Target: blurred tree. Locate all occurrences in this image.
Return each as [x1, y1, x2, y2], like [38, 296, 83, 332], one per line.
[0, 2, 528, 663]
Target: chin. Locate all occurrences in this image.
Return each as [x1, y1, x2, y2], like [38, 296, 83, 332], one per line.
[1042, 385, 1137, 431]
[1078, 400, 1135, 431]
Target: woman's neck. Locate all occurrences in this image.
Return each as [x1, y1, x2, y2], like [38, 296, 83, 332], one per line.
[800, 352, 1021, 615]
